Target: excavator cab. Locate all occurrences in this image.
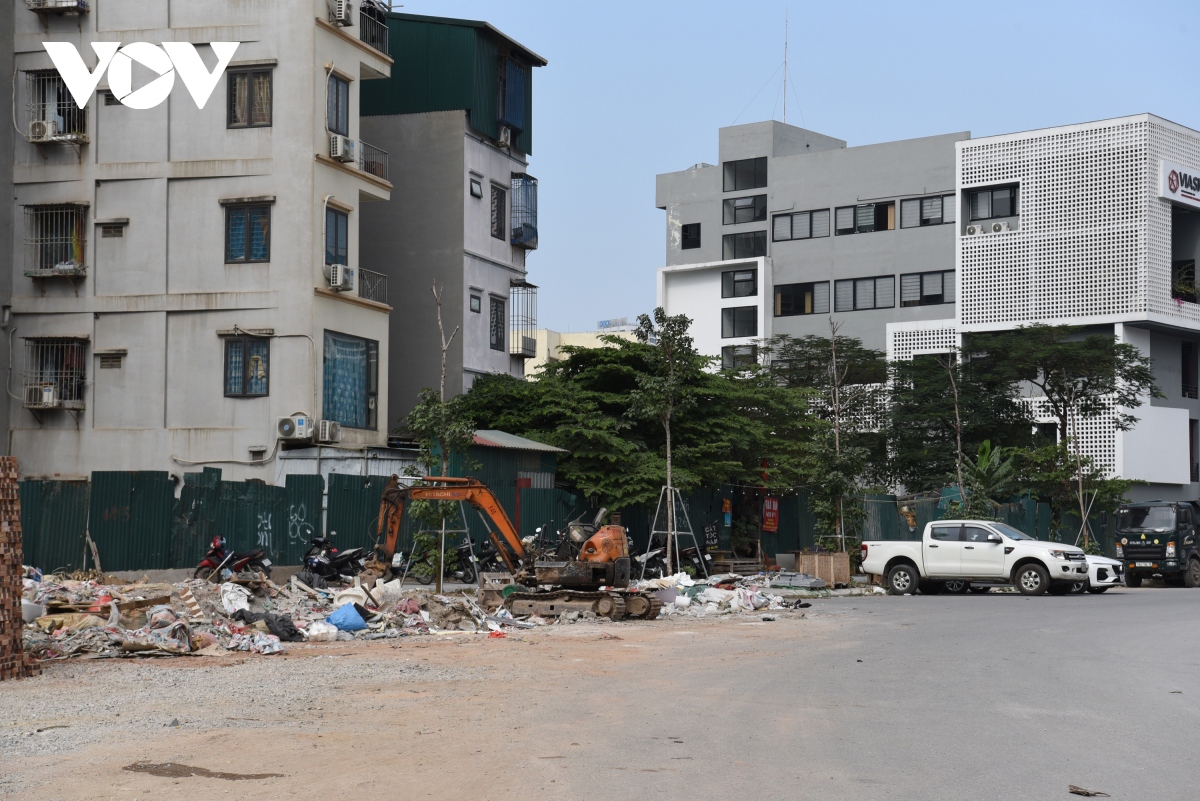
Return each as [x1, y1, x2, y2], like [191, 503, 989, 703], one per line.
[535, 507, 631, 589]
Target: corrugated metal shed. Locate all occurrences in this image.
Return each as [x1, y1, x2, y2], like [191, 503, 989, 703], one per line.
[361, 13, 545, 154]
[473, 430, 566, 453]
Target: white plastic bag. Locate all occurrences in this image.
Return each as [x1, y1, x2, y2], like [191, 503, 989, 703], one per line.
[219, 582, 251, 616]
[305, 621, 338, 642]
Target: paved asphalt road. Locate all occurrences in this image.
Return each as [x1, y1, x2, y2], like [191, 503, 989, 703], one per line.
[565, 586, 1198, 800]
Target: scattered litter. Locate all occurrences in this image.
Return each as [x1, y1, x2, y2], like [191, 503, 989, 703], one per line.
[487, 631, 507, 639]
[761, 614, 776, 621]
[598, 632, 623, 640]
[123, 763, 284, 781]
[1068, 786, 1110, 797]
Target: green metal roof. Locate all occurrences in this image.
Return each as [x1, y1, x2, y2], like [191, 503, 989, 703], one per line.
[389, 12, 547, 67]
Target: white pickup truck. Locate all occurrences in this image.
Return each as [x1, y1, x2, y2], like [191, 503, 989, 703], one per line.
[860, 520, 1089, 596]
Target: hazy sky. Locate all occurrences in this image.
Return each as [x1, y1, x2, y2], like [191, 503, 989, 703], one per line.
[401, 0, 1199, 332]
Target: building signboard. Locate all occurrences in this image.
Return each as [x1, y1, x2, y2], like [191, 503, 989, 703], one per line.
[1160, 159, 1200, 211]
[762, 496, 779, 533]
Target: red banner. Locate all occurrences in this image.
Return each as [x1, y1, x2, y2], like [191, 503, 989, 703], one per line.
[762, 496, 779, 533]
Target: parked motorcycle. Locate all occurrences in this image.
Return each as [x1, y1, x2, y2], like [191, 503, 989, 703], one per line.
[391, 538, 483, 585]
[194, 535, 273, 580]
[303, 533, 367, 581]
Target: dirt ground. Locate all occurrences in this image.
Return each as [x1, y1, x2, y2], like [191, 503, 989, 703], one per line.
[2, 609, 823, 800]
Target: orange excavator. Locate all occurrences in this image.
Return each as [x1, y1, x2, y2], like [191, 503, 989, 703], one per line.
[374, 476, 661, 620]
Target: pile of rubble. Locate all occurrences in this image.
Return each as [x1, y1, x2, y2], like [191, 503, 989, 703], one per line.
[636, 572, 824, 617]
[19, 567, 498, 662]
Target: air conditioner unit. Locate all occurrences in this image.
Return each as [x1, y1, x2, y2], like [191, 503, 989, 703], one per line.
[329, 133, 356, 163]
[329, 263, 354, 292]
[27, 119, 56, 142]
[990, 221, 1011, 234]
[277, 414, 313, 441]
[318, 420, 342, 444]
[964, 224, 985, 236]
[25, 383, 57, 408]
[330, 0, 354, 26]
[496, 126, 512, 148]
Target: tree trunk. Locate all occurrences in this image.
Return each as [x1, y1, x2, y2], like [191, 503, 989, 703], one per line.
[1069, 403, 1089, 549]
[946, 355, 967, 512]
[665, 414, 675, 575]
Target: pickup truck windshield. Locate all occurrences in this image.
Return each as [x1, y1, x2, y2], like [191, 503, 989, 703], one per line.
[1116, 506, 1176, 531]
[989, 523, 1033, 541]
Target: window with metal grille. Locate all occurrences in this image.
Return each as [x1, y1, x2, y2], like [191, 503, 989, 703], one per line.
[509, 281, 537, 357]
[772, 209, 830, 241]
[225, 337, 270, 397]
[835, 202, 895, 235]
[722, 269, 757, 298]
[900, 195, 956, 228]
[900, 270, 956, 307]
[723, 195, 767, 225]
[489, 297, 506, 351]
[833, 276, 895, 311]
[23, 204, 87, 276]
[967, 185, 1018, 221]
[228, 69, 272, 128]
[510, 173, 538, 249]
[225, 205, 271, 263]
[722, 231, 766, 260]
[24, 70, 87, 141]
[23, 338, 87, 409]
[774, 282, 830, 316]
[722, 157, 767, 191]
[721, 306, 757, 338]
[325, 207, 348, 265]
[1183, 341, 1198, 399]
[326, 74, 350, 136]
[681, 223, 701, 250]
[490, 185, 506, 240]
[323, 331, 378, 429]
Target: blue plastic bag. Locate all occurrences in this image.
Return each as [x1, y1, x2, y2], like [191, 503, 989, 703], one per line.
[327, 603, 367, 632]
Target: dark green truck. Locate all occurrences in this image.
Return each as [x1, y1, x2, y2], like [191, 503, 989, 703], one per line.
[1116, 501, 1200, 587]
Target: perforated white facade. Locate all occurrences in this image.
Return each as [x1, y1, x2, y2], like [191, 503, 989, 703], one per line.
[885, 321, 960, 362]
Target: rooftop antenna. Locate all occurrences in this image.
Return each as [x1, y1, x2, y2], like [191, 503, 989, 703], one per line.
[783, 11, 788, 124]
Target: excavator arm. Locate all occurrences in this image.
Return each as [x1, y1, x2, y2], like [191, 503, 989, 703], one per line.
[375, 476, 528, 577]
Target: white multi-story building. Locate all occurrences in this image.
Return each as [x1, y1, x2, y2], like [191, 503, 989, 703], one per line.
[657, 114, 1200, 499]
[9, 0, 395, 480]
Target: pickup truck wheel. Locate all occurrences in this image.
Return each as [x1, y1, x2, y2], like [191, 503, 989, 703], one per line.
[887, 564, 919, 595]
[943, 580, 968, 594]
[1183, 559, 1200, 589]
[1125, 574, 1143, 588]
[1015, 563, 1050, 596]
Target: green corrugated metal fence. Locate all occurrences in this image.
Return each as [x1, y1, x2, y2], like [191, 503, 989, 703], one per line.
[19, 480, 89, 573]
[325, 473, 389, 555]
[89, 471, 176, 572]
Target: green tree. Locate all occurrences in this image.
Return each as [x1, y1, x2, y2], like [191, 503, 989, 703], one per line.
[978, 324, 1160, 548]
[1015, 443, 1136, 549]
[960, 440, 1017, 518]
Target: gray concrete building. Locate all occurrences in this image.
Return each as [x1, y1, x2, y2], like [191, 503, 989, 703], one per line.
[359, 13, 546, 428]
[0, 3, 12, 458]
[656, 120, 967, 363]
[9, 0, 395, 480]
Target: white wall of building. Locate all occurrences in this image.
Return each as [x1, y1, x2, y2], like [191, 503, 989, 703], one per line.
[657, 257, 769, 364]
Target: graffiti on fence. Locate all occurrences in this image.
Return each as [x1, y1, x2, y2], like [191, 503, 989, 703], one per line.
[256, 512, 272, 549]
[288, 504, 315, 543]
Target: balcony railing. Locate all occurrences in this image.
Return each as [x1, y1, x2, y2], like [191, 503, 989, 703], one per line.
[359, 1, 389, 55]
[23, 204, 88, 279]
[509, 280, 537, 358]
[26, 0, 89, 14]
[23, 338, 87, 410]
[1185, 383, 1198, 400]
[359, 268, 387, 305]
[25, 71, 89, 144]
[358, 140, 388, 181]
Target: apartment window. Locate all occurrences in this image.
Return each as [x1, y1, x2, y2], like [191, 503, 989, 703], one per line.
[722, 231, 767, 260]
[774, 282, 830, 316]
[900, 195, 956, 228]
[722, 269, 757, 298]
[23, 338, 87, 409]
[722, 157, 768, 192]
[900, 270, 956, 307]
[470, 178, 483, 198]
[325, 207, 348, 265]
[835, 202, 895, 235]
[470, 294, 482, 313]
[681, 223, 701, 250]
[968, 185, 1018, 221]
[1172, 259, 1196, 304]
[489, 297, 506, 351]
[25, 71, 87, 140]
[721, 306, 757, 338]
[224, 337, 270, 398]
[326, 74, 350, 136]
[1183, 341, 1198, 399]
[498, 57, 528, 132]
[772, 209, 830, 241]
[323, 331, 378, 429]
[225, 205, 271, 263]
[227, 69, 272, 128]
[834, 276, 895, 312]
[721, 345, 757, 371]
[490, 185, 506, 240]
[723, 195, 767, 225]
[22, 204, 87, 274]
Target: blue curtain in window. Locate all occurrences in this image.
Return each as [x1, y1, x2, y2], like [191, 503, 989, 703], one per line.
[323, 332, 366, 427]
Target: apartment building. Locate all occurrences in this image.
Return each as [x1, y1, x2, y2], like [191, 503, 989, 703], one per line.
[656, 121, 966, 367]
[0, 6, 12, 457]
[9, 0, 395, 480]
[359, 12, 546, 427]
[657, 114, 1200, 499]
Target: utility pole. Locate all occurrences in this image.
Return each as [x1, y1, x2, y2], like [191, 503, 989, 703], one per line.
[783, 11, 788, 124]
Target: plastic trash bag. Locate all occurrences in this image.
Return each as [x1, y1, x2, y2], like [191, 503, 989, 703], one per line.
[306, 621, 338, 642]
[327, 603, 367, 631]
[219, 582, 251, 616]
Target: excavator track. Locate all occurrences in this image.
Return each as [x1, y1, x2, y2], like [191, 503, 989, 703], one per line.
[505, 590, 660, 621]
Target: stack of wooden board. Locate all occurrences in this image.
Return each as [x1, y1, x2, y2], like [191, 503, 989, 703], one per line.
[0, 457, 39, 681]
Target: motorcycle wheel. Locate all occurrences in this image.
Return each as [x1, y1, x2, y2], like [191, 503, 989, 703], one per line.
[193, 566, 211, 581]
[458, 561, 477, 585]
[412, 562, 436, 585]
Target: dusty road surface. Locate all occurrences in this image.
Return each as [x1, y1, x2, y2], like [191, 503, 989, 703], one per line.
[3, 587, 1197, 800]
